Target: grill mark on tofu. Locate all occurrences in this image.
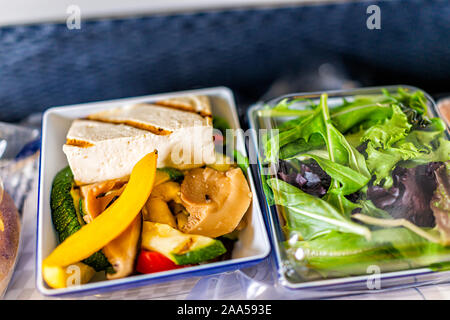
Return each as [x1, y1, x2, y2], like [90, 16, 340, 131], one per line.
[84, 117, 173, 136]
[66, 138, 94, 148]
[153, 100, 212, 118]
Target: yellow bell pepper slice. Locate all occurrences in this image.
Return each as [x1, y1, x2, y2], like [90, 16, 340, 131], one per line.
[43, 262, 95, 289]
[43, 151, 158, 268]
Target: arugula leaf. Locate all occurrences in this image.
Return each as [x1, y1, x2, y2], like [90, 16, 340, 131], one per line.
[352, 213, 441, 244]
[257, 98, 315, 118]
[261, 173, 275, 206]
[330, 95, 393, 133]
[267, 178, 371, 240]
[305, 94, 370, 216]
[286, 228, 450, 276]
[324, 193, 361, 220]
[285, 230, 400, 275]
[263, 88, 433, 163]
[263, 95, 393, 162]
[305, 154, 369, 195]
[263, 113, 317, 163]
[279, 133, 324, 160]
[290, 94, 370, 177]
[358, 199, 392, 219]
[327, 125, 371, 177]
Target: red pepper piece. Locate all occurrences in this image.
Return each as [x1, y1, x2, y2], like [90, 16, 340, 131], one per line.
[136, 250, 184, 274]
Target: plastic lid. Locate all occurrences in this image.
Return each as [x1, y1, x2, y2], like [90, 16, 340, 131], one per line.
[248, 85, 450, 289]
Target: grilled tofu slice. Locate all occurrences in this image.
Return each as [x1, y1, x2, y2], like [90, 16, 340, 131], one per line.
[63, 103, 215, 185]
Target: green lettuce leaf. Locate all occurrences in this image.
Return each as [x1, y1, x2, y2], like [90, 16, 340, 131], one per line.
[330, 95, 393, 133]
[382, 88, 432, 129]
[286, 228, 450, 276]
[358, 199, 392, 219]
[365, 141, 420, 187]
[305, 154, 369, 195]
[267, 178, 371, 240]
[366, 126, 450, 188]
[402, 137, 450, 167]
[263, 95, 393, 162]
[362, 104, 411, 149]
[263, 88, 433, 163]
[309, 94, 370, 216]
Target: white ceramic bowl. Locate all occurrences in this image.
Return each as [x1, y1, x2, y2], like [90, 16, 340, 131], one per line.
[36, 87, 271, 296]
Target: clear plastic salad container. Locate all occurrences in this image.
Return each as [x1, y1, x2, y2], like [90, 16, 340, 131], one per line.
[247, 85, 450, 291]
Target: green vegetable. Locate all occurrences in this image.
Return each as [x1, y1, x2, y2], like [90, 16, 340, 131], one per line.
[257, 98, 316, 118]
[287, 228, 450, 276]
[261, 173, 275, 206]
[263, 94, 394, 161]
[263, 88, 439, 163]
[267, 178, 370, 240]
[364, 112, 449, 188]
[141, 222, 226, 265]
[279, 134, 324, 160]
[362, 104, 411, 149]
[212, 116, 231, 134]
[302, 94, 370, 216]
[212, 116, 231, 147]
[157, 167, 184, 182]
[358, 199, 392, 220]
[50, 166, 112, 272]
[233, 149, 249, 173]
[352, 213, 441, 244]
[287, 230, 398, 274]
[221, 230, 240, 241]
[305, 154, 369, 195]
[361, 104, 414, 187]
[262, 87, 450, 280]
[382, 88, 432, 129]
[330, 95, 393, 133]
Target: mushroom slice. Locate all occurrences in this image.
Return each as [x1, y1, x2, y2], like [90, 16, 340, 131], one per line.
[180, 167, 252, 238]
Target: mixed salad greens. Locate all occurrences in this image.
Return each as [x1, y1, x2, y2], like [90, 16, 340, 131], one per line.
[261, 88, 450, 280]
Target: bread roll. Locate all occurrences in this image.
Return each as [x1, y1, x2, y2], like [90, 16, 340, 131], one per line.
[0, 191, 20, 297]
